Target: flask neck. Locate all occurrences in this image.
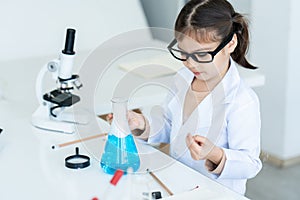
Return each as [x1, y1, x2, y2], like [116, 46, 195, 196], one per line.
[110, 98, 131, 138]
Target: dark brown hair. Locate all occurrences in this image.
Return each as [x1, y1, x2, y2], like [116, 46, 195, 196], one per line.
[175, 0, 257, 69]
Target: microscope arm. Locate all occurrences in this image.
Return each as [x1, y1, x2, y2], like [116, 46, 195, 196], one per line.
[35, 60, 59, 106]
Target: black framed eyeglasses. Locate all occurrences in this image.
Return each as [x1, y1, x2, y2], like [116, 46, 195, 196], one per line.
[167, 32, 234, 63]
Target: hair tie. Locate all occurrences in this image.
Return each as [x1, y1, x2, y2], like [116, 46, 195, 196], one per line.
[230, 13, 242, 33]
[231, 12, 240, 23]
[231, 12, 238, 19]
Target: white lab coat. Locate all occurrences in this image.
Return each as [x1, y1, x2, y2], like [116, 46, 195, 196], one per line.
[147, 59, 262, 195]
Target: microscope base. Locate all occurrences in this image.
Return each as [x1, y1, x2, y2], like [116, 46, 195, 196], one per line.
[32, 116, 75, 134]
[31, 105, 90, 134]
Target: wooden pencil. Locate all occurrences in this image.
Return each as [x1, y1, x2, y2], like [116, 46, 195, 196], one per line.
[52, 133, 108, 149]
[147, 169, 174, 196]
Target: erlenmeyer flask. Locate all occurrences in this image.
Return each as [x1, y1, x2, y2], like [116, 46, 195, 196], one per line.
[100, 97, 140, 174]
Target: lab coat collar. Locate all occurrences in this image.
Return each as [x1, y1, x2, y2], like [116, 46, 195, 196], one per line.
[176, 57, 240, 104]
[217, 58, 241, 103]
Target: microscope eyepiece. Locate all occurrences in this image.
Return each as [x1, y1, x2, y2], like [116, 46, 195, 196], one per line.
[62, 28, 76, 55]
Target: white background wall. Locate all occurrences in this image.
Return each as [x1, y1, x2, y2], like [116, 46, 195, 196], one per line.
[139, 0, 186, 42]
[0, 0, 149, 61]
[228, 0, 251, 15]
[251, 0, 300, 159]
[0, 0, 151, 105]
[284, 0, 300, 159]
[251, 0, 289, 159]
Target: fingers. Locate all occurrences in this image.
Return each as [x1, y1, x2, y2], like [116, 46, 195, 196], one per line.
[105, 113, 113, 124]
[105, 110, 145, 130]
[128, 117, 140, 130]
[107, 113, 113, 119]
[128, 111, 139, 128]
[186, 133, 195, 147]
[127, 110, 145, 130]
[186, 134, 202, 160]
[186, 134, 205, 147]
[193, 135, 206, 146]
[186, 134, 211, 160]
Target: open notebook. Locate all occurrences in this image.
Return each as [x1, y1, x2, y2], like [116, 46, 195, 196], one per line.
[119, 54, 183, 79]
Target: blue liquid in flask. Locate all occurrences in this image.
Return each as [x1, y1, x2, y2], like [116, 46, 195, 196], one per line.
[100, 133, 140, 174]
[100, 97, 140, 174]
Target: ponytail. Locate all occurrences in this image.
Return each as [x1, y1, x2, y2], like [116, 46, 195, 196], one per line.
[231, 13, 257, 69]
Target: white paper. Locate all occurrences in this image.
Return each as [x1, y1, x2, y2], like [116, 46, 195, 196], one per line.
[119, 54, 183, 79]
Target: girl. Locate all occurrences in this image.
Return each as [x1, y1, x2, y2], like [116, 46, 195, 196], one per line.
[115, 0, 262, 195]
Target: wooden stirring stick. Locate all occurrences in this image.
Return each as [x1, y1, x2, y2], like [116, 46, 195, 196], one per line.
[147, 169, 174, 196]
[51, 133, 108, 149]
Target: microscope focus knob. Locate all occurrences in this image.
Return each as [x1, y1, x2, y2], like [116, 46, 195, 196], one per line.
[47, 61, 59, 72]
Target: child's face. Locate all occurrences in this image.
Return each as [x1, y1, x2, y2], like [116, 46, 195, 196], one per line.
[177, 35, 234, 82]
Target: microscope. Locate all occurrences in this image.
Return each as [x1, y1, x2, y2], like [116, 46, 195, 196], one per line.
[32, 28, 89, 134]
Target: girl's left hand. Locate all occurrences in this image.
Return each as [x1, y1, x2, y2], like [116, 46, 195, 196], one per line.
[127, 110, 146, 131]
[186, 133, 223, 164]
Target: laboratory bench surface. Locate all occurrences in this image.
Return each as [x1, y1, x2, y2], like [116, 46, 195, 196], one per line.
[0, 100, 249, 200]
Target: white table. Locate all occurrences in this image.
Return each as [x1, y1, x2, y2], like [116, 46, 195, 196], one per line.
[0, 100, 250, 200]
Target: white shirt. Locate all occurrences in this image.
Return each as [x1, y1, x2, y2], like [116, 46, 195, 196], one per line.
[147, 60, 262, 195]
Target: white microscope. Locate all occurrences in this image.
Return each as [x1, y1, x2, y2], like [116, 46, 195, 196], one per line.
[32, 28, 89, 134]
